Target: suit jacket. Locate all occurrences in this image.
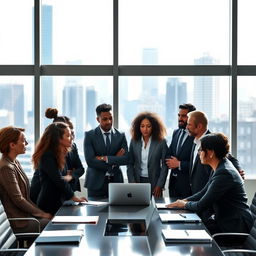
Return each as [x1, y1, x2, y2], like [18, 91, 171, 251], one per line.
[127, 138, 168, 189]
[63, 143, 84, 192]
[35, 151, 74, 215]
[84, 126, 129, 191]
[186, 158, 253, 233]
[166, 129, 194, 197]
[189, 130, 241, 195]
[0, 156, 44, 228]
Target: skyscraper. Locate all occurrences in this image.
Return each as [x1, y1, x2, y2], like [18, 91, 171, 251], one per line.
[165, 78, 187, 129]
[86, 86, 97, 129]
[41, 5, 54, 128]
[193, 53, 218, 120]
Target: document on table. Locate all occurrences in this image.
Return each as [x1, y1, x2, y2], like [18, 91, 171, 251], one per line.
[35, 229, 84, 244]
[159, 213, 201, 223]
[52, 215, 99, 224]
[162, 229, 212, 243]
[155, 203, 182, 210]
[80, 200, 109, 206]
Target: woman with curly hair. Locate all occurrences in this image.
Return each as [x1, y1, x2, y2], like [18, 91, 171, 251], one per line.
[31, 122, 86, 215]
[127, 112, 168, 198]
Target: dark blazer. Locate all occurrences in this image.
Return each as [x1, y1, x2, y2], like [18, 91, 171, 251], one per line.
[35, 151, 74, 215]
[186, 158, 253, 233]
[0, 156, 44, 229]
[84, 126, 129, 191]
[127, 138, 168, 189]
[189, 130, 241, 195]
[63, 143, 84, 192]
[166, 129, 194, 197]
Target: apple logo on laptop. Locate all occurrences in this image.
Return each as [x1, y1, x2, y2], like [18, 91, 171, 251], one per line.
[127, 192, 132, 198]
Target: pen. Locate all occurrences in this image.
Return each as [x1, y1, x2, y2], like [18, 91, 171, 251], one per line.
[185, 230, 189, 236]
[179, 214, 187, 218]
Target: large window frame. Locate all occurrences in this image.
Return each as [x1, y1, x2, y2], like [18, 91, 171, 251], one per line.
[0, 0, 255, 161]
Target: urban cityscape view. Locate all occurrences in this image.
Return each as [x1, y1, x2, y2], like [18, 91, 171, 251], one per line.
[0, 3, 256, 178]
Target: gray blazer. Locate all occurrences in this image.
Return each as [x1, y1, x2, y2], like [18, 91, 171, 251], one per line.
[84, 126, 129, 190]
[127, 139, 168, 189]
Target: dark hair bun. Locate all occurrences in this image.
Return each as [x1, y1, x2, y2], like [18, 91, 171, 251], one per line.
[45, 108, 58, 119]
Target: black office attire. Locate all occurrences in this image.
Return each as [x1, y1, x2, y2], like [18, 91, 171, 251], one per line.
[84, 126, 129, 198]
[186, 158, 253, 234]
[166, 128, 194, 198]
[34, 151, 74, 215]
[189, 130, 241, 195]
[63, 143, 84, 192]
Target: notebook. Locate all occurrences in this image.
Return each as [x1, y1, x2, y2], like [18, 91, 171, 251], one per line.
[159, 213, 201, 223]
[155, 203, 182, 210]
[35, 230, 84, 244]
[52, 216, 99, 224]
[109, 183, 151, 206]
[162, 229, 212, 243]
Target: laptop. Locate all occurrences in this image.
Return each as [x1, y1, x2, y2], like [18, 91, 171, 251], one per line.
[108, 183, 151, 206]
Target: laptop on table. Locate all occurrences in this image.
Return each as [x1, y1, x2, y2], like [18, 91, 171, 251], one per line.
[108, 183, 151, 206]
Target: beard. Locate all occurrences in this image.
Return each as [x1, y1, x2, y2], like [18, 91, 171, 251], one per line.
[178, 122, 187, 129]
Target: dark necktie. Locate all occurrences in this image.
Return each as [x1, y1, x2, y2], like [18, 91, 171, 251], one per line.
[104, 132, 111, 154]
[176, 129, 185, 154]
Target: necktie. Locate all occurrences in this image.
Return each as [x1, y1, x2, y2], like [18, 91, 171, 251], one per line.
[104, 132, 111, 154]
[176, 129, 185, 154]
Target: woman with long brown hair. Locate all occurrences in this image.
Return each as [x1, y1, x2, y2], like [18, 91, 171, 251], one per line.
[32, 122, 86, 215]
[127, 112, 168, 197]
[0, 126, 51, 233]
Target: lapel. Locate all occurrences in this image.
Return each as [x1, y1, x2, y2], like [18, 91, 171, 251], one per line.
[110, 129, 117, 153]
[95, 127, 107, 154]
[135, 140, 142, 164]
[148, 140, 157, 163]
[189, 143, 197, 176]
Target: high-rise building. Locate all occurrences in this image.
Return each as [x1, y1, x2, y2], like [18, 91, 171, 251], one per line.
[86, 86, 97, 129]
[142, 48, 158, 96]
[165, 78, 187, 129]
[0, 84, 24, 127]
[41, 5, 54, 127]
[193, 53, 219, 120]
[63, 85, 84, 138]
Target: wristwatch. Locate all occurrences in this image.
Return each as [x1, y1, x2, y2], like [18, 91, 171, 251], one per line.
[100, 156, 104, 160]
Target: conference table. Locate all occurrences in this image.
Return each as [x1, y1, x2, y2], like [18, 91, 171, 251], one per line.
[24, 198, 224, 256]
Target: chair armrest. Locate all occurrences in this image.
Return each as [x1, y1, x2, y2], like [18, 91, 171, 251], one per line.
[223, 249, 256, 255]
[212, 233, 249, 247]
[8, 217, 41, 232]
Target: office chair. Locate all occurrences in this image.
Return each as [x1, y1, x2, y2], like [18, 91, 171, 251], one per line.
[212, 193, 256, 255]
[0, 200, 39, 255]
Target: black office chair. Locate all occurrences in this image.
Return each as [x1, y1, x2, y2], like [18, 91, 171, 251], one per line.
[0, 200, 39, 255]
[213, 192, 256, 255]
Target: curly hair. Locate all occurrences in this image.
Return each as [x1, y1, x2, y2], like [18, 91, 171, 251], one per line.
[32, 122, 70, 170]
[201, 133, 230, 159]
[0, 126, 25, 155]
[45, 107, 74, 130]
[131, 112, 166, 141]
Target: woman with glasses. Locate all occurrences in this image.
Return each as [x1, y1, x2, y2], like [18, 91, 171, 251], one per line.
[0, 126, 51, 233]
[166, 133, 253, 234]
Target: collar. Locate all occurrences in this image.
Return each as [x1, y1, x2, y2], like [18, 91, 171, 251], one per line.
[99, 126, 115, 135]
[193, 129, 208, 146]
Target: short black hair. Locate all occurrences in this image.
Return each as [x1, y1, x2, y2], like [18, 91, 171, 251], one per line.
[96, 103, 112, 116]
[201, 133, 230, 159]
[179, 103, 196, 113]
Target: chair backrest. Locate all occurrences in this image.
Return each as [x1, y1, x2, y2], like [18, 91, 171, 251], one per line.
[250, 192, 256, 221]
[0, 200, 17, 249]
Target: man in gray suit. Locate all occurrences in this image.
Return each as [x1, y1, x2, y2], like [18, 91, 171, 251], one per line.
[187, 110, 245, 195]
[84, 103, 129, 198]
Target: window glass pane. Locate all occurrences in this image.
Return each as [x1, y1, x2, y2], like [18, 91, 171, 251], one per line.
[0, 0, 33, 64]
[0, 77, 34, 175]
[119, 0, 229, 65]
[41, 0, 113, 64]
[237, 77, 256, 178]
[40, 76, 113, 162]
[238, 0, 256, 64]
[119, 76, 230, 145]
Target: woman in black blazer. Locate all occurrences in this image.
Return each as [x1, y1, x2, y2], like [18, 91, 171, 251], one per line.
[167, 133, 253, 234]
[32, 122, 86, 215]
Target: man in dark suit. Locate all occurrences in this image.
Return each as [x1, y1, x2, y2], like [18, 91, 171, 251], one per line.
[84, 103, 129, 198]
[187, 110, 245, 195]
[166, 103, 196, 198]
